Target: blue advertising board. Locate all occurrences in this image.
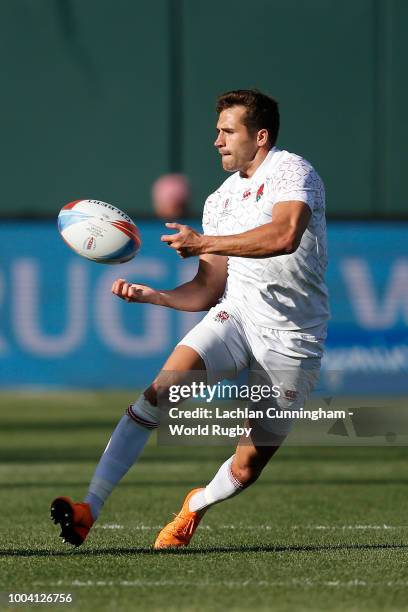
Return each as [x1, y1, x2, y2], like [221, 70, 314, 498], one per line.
[0, 221, 407, 393]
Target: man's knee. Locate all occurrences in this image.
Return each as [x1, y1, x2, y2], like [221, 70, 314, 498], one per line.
[144, 378, 178, 408]
[230, 455, 265, 486]
[144, 383, 158, 407]
[231, 441, 283, 486]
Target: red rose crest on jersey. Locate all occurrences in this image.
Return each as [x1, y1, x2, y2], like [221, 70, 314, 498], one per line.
[284, 389, 298, 401]
[242, 190, 251, 200]
[256, 183, 264, 201]
[223, 198, 230, 209]
[214, 310, 230, 324]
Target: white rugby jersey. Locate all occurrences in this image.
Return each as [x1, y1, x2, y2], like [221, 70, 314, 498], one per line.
[202, 147, 329, 331]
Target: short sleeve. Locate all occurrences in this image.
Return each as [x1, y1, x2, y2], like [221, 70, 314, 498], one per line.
[271, 157, 324, 212]
[202, 191, 220, 235]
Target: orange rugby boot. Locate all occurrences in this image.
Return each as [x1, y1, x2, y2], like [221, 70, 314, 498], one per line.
[154, 488, 206, 550]
[50, 496, 94, 547]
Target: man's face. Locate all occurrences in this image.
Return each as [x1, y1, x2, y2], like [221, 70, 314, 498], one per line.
[214, 106, 259, 174]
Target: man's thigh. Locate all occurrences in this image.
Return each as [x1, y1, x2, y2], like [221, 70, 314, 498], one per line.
[177, 303, 250, 384]
[145, 345, 207, 405]
[146, 303, 250, 405]
[246, 360, 321, 438]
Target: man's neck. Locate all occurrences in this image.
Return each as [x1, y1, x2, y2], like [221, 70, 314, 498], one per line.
[239, 147, 271, 179]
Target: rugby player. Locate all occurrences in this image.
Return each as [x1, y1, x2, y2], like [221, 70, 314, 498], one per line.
[50, 89, 328, 548]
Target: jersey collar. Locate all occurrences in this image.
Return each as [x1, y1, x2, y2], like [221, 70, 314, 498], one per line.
[238, 146, 280, 183]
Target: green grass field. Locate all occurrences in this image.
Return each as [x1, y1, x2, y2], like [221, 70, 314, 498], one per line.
[1, 391, 408, 611]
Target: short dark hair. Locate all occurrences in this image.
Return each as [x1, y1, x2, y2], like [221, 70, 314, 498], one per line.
[216, 89, 280, 147]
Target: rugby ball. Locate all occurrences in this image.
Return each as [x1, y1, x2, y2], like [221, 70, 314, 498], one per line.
[58, 199, 141, 264]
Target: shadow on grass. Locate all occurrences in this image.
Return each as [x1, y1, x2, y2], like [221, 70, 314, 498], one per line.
[0, 481, 201, 489]
[2, 446, 408, 464]
[4, 479, 408, 489]
[1, 542, 407, 557]
[0, 450, 230, 464]
[0, 420, 118, 432]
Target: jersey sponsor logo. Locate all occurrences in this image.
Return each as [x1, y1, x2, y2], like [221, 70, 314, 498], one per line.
[256, 183, 264, 201]
[242, 189, 251, 200]
[214, 310, 230, 323]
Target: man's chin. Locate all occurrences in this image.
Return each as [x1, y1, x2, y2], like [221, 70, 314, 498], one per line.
[221, 157, 237, 173]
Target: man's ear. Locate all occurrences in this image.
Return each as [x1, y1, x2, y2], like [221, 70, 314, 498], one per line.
[257, 128, 269, 147]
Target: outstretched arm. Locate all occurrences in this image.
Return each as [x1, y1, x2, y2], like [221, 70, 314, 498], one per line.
[161, 201, 311, 259]
[111, 253, 227, 312]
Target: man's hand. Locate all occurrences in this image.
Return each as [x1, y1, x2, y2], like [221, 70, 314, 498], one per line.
[161, 223, 207, 258]
[111, 278, 162, 305]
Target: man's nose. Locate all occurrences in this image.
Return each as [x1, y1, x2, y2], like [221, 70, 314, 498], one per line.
[214, 133, 224, 148]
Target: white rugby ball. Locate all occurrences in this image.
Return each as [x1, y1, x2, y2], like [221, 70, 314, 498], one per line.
[58, 199, 141, 264]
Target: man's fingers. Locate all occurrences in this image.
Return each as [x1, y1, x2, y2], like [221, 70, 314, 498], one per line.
[112, 278, 126, 294]
[161, 222, 185, 243]
[161, 233, 180, 243]
[110, 279, 148, 302]
[111, 278, 147, 302]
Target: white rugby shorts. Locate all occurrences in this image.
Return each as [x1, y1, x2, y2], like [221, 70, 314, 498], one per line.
[178, 300, 325, 436]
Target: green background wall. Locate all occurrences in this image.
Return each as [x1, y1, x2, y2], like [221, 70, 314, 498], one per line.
[0, 0, 406, 218]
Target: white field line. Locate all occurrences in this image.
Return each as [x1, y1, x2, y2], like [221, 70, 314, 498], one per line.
[298, 524, 402, 530]
[34, 578, 408, 589]
[95, 523, 408, 531]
